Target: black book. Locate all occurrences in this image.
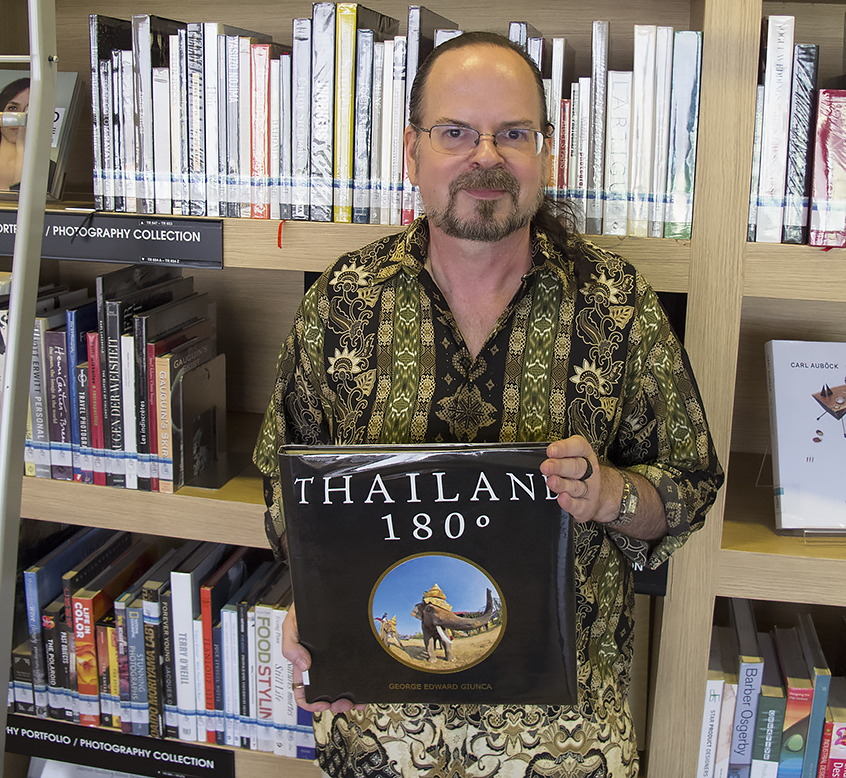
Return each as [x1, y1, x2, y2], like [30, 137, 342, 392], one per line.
[278, 443, 577, 706]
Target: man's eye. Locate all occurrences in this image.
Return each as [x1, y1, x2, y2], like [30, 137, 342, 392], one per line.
[502, 129, 530, 142]
[443, 127, 469, 139]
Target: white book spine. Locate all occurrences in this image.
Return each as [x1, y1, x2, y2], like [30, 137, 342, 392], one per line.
[280, 53, 292, 220]
[603, 71, 632, 236]
[217, 35, 229, 218]
[247, 606, 258, 749]
[567, 81, 579, 200]
[575, 77, 591, 234]
[192, 616, 206, 741]
[756, 15, 795, 243]
[748, 85, 765, 241]
[168, 35, 183, 215]
[131, 15, 155, 214]
[379, 39, 394, 226]
[120, 334, 137, 490]
[187, 24, 207, 217]
[110, 52, 126, 212]
[549, 38, 565, 197]
[697, 678, 724, 778]
[238, 37, 252, 218]
[310, 2, 336, 222]
[170, 569, 199, 741]
[291, 19, 312, 220]
[587, 20, 609, 235]
[649, 26, 674, 238]
[628, 25, 657, 236]
[271, 607, 295, 757]
[203, 23, 222, 217]
[389, 36, 406, 226]
[222, 607, 238, 746]
[369, 41, 385, 225]
[269, 57, 281, 220]
[89, 15, 104, 209]
[254, 604, 275, 752]
[99, 58, 115, 211]
[152, 67, 172, 214]
[177, 30, 190, 216]
[225, 35, 241, 218]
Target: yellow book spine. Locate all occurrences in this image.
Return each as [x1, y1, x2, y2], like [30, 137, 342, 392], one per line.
[333, 3, 358, 223]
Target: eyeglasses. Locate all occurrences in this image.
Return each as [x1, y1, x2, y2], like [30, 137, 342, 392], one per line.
[412, 124, 549, 157]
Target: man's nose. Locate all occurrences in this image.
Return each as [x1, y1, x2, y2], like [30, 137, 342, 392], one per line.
[470, 134, 506, 166]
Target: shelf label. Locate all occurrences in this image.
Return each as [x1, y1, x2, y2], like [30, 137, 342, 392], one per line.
[5, 713, 235, 778]
[0, 211, 224, 269]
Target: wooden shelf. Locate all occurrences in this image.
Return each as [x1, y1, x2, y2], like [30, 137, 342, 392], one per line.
[744, 242, 846, 301]
[718, 452, 846, 606]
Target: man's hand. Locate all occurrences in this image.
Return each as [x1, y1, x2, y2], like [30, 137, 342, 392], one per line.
[281, 602, 366, 713]
[540, 436, 608, 523]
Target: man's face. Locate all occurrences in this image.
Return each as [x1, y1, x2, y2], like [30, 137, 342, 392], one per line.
[404, 45, 550, 243]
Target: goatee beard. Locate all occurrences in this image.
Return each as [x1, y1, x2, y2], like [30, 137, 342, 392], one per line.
[426, 168, 542, 243]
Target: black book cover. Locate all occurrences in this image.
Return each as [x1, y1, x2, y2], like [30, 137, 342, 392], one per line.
[279, 443, 577, 705]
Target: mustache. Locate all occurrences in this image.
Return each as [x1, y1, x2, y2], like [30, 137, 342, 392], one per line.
[448, 168, 521, 200]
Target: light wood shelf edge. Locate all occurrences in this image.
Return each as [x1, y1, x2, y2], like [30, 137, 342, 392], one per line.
[234, 748, 321, 777]
[744, 242, 846, 301]
[20, 475, 267, 548]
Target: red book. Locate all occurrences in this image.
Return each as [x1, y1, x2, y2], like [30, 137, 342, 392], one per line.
[810, 90, 846, 247]
[86, 331, 106, 485]
[557, 98, 571, 196]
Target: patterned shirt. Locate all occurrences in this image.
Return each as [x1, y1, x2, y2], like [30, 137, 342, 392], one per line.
[253, 217, 723, 778]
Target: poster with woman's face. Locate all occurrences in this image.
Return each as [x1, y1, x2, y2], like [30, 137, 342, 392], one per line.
[0, 70, 80, 198]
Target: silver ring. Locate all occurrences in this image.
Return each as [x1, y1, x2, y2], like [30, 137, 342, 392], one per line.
[578, 457, 593, 481]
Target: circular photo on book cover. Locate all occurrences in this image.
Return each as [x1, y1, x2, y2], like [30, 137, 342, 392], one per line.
[369, 553, 505, 673]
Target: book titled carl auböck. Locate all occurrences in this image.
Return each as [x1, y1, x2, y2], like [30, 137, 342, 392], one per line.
[278, 443, 577, 705]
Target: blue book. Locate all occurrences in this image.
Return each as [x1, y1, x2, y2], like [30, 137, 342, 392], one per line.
[796, 612, 831, 778]
[24, 526, 114, 717]
[126, 596, 149, 736]
[65, 299, 97, 482]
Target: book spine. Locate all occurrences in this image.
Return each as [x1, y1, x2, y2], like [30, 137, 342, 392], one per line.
[152, 66, 173, 215]
[132, 15, 156, 214]
[169, 34, 185, 215]
[810, 91, 846, 248]
[72, 594, 101, 726]
[193, 616, 207, 741]
[74, 361, 94, 485]
[628, 25, 657, 236]
[272, 607, 295, 757]
[12, 645, 34, 715]
[296, 706, 316, 760]
[104, 300, 126, 487]
[247, 605, 258, 750]
[119, 49, 137, 213]
[756, 15, 795, 243]
[99, 58, 116, 212]
[547, 37, 565, 200]
[602, 71, 632, 236]
[237, 599, 250, 748]
[236, 37, 251, 219]
[389, 36, 406, 227]
[58, 620, 73, 721]
[254, 604, 275, 752]
[155, 354, 175, 493]
[697, 678, 724, 778]
[29, 321, 52, 479]
[400, 7, 421, 225]
[160, 589, 179, 739]
[212, 622, 224, 745]
[86, 331, 107, 486]
[45, 329, 73, 481]
[826, 722, 846, 778]
[729, 659, 764, 775]
[250, 43, 272, 219]
[575, 77, 591, 233]
[279, 52, 292, 220]
[142, 594, 165, 738]
[663, 30, 702, 240]
[368, 41, 384, 225]
[203, 24, 222, 218]
[649, 26, 674, 238]
[41, 606, 63, 720]
[106, 621, 121, 728]
[222, 607, 238, 746]
[749, 696, 786, 778]
[121, 334, 138, 490]
[378, 39, 394, 226]
[89, 16, 104, 210]
[817, 721, 833, 778]
[110, 52, 126, 213]
[170, 570, 199, 741]
[217, 34, 230, 218]
[352, 29, 374, 225]
[133, 318, 151, 492]
[748, 85, 765, 242]
[178, 29, 191, 216]
[558, 98, 571, 201]
[586, 20, 609, 235]
[269, 56, 281, 220]
[114, 601, 132, 733]
[95, 618, 113, 727]
[225, 35, 241, 218]
[187, 23, 207, 217]
[333, 3, 357, 223]
[127, 603, 149, 736]
[201, 588, 217, 744]
[782, 44, 819, 244]
[310, 3, 336, 223]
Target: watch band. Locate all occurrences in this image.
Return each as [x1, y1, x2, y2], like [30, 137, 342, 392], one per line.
[606, 469, 638, 528]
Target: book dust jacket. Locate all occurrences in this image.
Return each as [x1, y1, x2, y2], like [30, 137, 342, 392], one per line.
[279, 443, 577, 706]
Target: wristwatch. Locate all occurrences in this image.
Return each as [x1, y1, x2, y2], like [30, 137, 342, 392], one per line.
[606, 469, 638, 528]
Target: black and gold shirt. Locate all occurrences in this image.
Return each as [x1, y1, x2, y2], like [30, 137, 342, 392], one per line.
[253, 217, 723, 778]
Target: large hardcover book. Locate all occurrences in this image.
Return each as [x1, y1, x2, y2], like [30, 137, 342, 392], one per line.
[131, 15, 185, 214]
[809, 90, 846, 248]
[278, 443, 577, 705]
[765, 340, 846, 531]
[89, 15, 133, 210]
[728, 598, 764, 778]
[782, 44, 819, 245]
[773, 626, 814, 778]
[310, 3, 336, 222]
[749, 631, 786, 778]
[602, 70, 632, 236]
[663, 29, 702, 240]
[756, 16, 795, 243]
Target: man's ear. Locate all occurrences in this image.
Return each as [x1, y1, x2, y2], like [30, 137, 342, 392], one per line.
[404, 125, 418, 185]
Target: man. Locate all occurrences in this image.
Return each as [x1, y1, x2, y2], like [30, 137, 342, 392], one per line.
[253, 32, 723, 778]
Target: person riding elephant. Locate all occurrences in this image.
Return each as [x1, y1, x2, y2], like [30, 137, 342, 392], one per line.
[410, 584, 495, 662]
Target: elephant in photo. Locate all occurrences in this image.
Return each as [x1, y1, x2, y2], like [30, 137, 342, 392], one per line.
[411, 587, 495, 662]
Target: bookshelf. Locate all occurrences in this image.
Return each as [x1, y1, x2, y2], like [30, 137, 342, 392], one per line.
[3, 0, 846, 777]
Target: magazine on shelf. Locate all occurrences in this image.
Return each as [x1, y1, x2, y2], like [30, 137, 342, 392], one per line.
[278, 443, 577, 706]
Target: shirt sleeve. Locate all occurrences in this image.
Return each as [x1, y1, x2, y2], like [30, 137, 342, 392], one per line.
[605, 278, 724, 569]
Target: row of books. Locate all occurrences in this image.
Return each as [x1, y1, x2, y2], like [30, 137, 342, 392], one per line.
[87, 7, 705, 239]
[10, 526, 314, 758]
[2, 264, 226, 493]
[696, 598, 845, 778]
[747, 15, 846, 247]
